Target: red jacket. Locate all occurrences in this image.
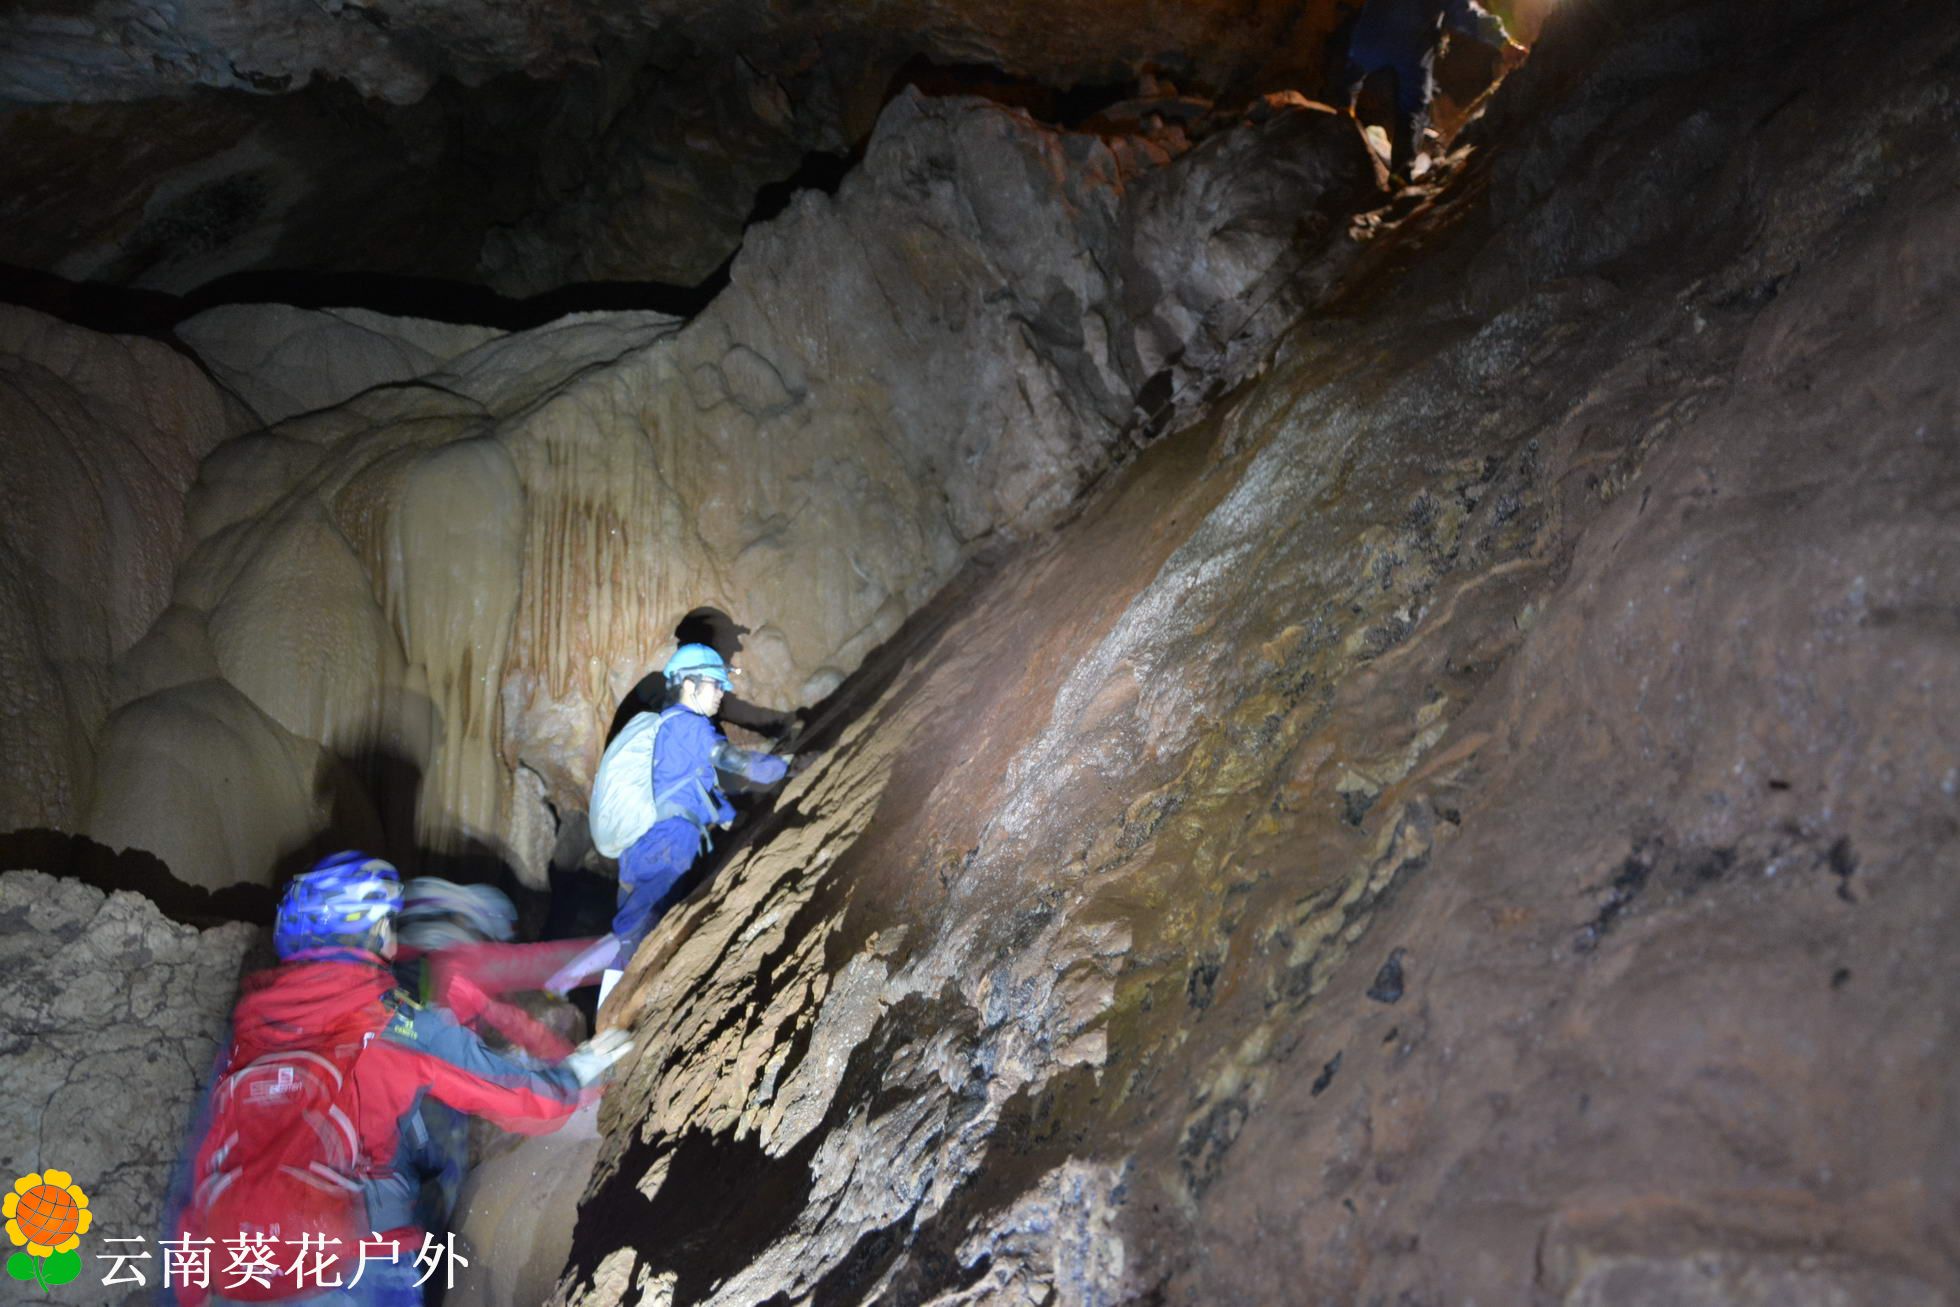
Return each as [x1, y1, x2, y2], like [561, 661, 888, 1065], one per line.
[396, 937, 601, 1061]
[179, 955, 588, 1302]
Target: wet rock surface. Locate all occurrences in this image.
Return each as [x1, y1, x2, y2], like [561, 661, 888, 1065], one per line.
[525, 1, 1960, 1303]
[0, 871, 255, 1307]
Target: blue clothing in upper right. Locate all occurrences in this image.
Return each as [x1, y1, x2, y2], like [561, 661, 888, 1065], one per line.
[608, 703, 788, 955]
[1349, 0, 1510, 71]
[642, 704, 789, 833]
[1347, 0, 1511, 112]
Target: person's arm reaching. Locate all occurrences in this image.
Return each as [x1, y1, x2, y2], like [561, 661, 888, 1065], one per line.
[438, 972, 577, 1060]
[366, 1001, 626, 1134]
[711, 740, 789, 784]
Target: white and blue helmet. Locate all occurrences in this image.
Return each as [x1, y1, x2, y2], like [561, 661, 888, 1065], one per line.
[274, 851, 402, 959]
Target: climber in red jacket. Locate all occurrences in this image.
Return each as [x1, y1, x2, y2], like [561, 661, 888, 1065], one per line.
[390, 876, 604, 1229]
[172, 853, 632, 1307]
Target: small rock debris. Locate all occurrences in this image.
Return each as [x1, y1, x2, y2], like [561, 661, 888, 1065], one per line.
[1310, 1050, 1343, 1097]
[1366, 948, 1407, 1004]
[1828, 836, 1859, 903]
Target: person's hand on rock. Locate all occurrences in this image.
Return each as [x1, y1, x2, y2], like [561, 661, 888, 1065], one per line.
[567, 1028, 634, 1085]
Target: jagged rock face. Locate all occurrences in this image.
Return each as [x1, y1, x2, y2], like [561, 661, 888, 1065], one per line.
[61, 92, 1364, 890]
[1, 0, 1336, 109]
[0, 0, 1353, 293]
[0, 871, 256, 1307]
[0, 310, 249, 837]
[0, 76, 576, 297]
[523, 1, 1960, 1303]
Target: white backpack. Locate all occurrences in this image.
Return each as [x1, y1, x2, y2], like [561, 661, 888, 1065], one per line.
[589, 709, 675, 858]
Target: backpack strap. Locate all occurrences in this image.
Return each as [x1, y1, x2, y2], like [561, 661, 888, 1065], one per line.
[647, 705, 719, 853]
[329, 992, 412, 1181]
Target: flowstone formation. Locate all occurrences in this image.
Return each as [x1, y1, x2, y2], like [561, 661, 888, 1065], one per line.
[64, 92, 1365, 891]
[0, 309, 250, 837]
[513, 0, 1960, 1302]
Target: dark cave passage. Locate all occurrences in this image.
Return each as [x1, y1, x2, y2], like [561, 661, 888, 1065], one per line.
[2, 0, 1957, 1304]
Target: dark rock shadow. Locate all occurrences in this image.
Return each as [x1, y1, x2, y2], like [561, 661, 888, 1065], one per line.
[0, 828, 276, 928]
[603, 604, 796, 747]
[304, 740, 569, 945]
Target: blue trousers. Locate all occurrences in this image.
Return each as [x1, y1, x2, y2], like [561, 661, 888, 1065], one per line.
[612, 818, 703, 956]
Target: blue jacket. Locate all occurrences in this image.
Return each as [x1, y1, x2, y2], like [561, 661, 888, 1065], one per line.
[1349, 0, 1511, 75]
[589, 704, 789, 858]
[650, 705, 787, 831]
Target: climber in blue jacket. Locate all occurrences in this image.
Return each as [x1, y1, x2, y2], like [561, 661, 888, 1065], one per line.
[1344, 0, 1526, 178]
[570, 643, 790, 1004]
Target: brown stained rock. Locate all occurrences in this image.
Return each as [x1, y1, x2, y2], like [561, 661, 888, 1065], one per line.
[541, 2, 1960, 1303]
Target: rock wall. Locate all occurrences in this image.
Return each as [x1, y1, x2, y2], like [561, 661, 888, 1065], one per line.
[530, 0, 1960, 1302]
[0, 0, 1341, 110]
[68, 92, 1365, 891]
[175, 305, 505, 427]
[0, 0, 1357, 294]
[0, 309, 248, 837]
[0, 871, 257, 1307]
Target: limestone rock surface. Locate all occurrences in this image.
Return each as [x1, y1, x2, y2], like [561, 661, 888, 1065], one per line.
[0, 0, 1357, 294]
[523, 1, 1959, 1302]
[176, 305, 505, 426]
[0, 308, 248, 838]
[0, 0, 1339, 112]
[445, 1106, 606, 1307]
[80, 93, 1363, 891]
[0, 870, 256, 1307]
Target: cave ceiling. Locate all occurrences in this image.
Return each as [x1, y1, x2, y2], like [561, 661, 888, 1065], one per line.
[0, 0, 1354, 301]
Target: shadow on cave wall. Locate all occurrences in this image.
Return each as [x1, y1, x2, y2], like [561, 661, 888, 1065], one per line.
[0, 259, 730, 341]
[0, 828, 276, 929]
[603, 606, 800, 747]
[0, 739, 547, 940]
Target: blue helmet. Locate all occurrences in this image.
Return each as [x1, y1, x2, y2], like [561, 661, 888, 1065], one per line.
[274, 851, 402, 959]
[663, 642, 732, 691]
